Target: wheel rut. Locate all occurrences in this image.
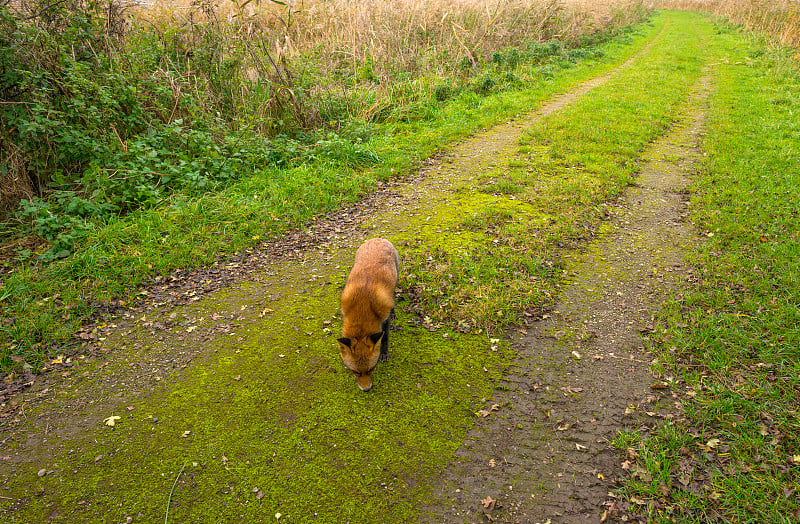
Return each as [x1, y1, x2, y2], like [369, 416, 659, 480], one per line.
[419, 74, 712, 523]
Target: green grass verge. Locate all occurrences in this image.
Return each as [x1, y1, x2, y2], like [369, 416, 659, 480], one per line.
[611, 18, 800, 522]
[1, 17, 657, 374]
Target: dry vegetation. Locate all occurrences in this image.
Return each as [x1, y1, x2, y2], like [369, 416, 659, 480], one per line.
[652, 0, 800, 46]
[127, 0, 649, 126]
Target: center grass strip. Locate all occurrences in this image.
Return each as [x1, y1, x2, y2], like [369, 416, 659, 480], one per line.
[612, 23, 800, 522]
[401, 10, 710, 332]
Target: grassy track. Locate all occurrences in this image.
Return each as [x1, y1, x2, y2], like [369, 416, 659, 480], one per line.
[613, 20, 800, 522]
[0, 11, 731, 523]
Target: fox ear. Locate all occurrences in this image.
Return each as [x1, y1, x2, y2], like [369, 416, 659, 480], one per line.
[368, 332, 384, 346]
[337, 337, 353, 352]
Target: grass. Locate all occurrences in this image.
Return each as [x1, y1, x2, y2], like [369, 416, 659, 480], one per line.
[611, 18, 800, 523]
[3, 6, 798, 522]
[0, 2, 651, 376]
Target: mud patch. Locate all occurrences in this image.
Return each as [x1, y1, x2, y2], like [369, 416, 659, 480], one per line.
[419, 75, 711, 523]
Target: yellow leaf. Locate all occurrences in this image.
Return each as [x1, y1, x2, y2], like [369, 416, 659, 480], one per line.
[104, 415, 120, 427]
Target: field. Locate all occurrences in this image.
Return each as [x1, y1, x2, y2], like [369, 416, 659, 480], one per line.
[1, 1, 799, 522]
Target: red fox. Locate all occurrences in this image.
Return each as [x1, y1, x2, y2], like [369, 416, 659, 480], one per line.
[338, 238, 399, 392]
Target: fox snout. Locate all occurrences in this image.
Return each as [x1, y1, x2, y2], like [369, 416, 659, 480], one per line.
[356, 374, 373, 392]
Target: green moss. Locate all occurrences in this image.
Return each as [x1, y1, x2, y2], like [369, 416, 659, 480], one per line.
[1, 244, 511, 522]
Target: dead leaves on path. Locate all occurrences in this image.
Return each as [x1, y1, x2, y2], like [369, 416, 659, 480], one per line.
[476, 404, 501, 418]
[480, 495, 502, 520]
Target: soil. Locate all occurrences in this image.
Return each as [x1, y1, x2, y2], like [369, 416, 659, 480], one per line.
[0, 38, 709, 523]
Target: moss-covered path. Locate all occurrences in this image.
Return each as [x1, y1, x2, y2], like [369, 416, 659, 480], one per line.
[1, 11, 729, 523]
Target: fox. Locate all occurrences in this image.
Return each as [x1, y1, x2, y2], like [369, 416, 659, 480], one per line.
[337, 238, 400, 392]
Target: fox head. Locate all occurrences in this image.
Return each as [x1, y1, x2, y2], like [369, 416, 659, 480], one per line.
[337, 332, 384, 392]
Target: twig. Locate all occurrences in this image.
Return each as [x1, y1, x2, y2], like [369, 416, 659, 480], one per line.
[164, 462, 187, 524]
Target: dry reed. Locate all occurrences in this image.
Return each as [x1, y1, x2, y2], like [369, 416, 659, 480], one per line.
[126, 0, 648, 126]
[650, 0, 800, 47]
[135, 0, 647, 81]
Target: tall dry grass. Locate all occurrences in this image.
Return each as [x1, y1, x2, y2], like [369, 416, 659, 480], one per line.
[144, 0, 646, 72]
[651, 0, 800, 46]
[127, 0, 648, 125]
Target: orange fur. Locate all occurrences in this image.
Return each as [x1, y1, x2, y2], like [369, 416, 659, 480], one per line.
[338, 238, 399, 391]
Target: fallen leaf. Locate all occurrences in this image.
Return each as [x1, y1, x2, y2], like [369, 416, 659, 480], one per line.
[571, 350, 582, 359]
[182, 430, 191, 438]
[103, 415, 120, 427]
[481, 496, 498, 509]
[678, 471, 692, 486]
[37, 468, 47, 477]
[575, 443, 588, 451]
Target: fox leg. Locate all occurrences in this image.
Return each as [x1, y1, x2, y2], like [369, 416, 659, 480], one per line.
[379, 308, 395, 362]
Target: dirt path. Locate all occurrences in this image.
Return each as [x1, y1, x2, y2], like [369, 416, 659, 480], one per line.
[419, 75, 711, 523]
[0, 17, 711, 522]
